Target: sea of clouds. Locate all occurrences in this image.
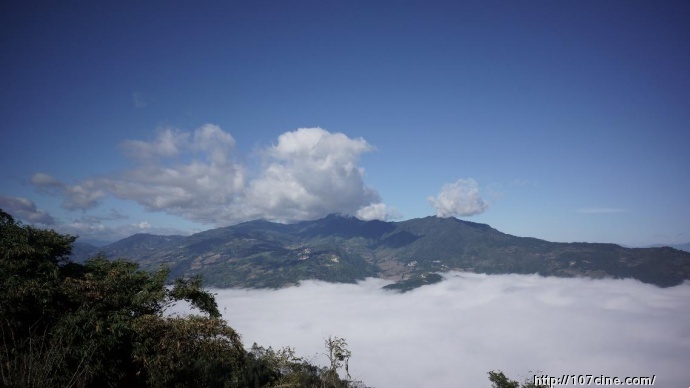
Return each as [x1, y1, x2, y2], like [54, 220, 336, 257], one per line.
[171, 273, 690, 388]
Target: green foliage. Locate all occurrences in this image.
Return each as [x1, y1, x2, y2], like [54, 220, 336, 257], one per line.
[324, 336, 351, 388]
[246, 344, 325, 387]
[169, 275, 221, 318]
[132, 315, 245, 387]
[1, 208, 235, 386]
[1, 209, 87, 387]
[488, 370, 548, 388]
[1, 209, 75, 329]
[488, 371, 520, 388]
[0, 209, 365, 387]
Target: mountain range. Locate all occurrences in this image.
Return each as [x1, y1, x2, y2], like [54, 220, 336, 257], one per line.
[71, 214, 690, 290]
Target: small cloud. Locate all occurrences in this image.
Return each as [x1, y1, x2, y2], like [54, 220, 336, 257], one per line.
[0, 195, 55, 225]
[62, 181, 106, 210]
[32, 172, 105, 210]
[31, 172, 63, 187]
[31, 172, 104, 210]
[356, 203, 401, 221]
[120, 128, 189, 160]
[578, 208, 628, 214]
[428, 178, 489, 217]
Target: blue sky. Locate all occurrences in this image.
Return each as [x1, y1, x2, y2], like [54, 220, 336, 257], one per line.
[1, 1, 689, 246]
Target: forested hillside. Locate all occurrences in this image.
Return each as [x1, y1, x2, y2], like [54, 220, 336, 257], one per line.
[81, 214, 690, 290]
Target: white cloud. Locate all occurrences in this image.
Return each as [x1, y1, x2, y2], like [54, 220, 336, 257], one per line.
[60, 216, 186, 243]
[233, 127, 380, 222]
[170, 274, 690, 388]
[121, 128, 189, 160]
[191, 124, 237, 164]
[356, 203, 400, 221]
[102, 125, 245, 223]
[31, 126, 388, 227]
[63, 181, 107, 210]
[31, 172, 106, 210]
[428, 178, 489, 217]
[31, 172, 63, 187]
[0, 195, 55, 225]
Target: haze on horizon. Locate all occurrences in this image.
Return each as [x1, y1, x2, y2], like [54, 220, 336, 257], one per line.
[2, 1, 689, 247]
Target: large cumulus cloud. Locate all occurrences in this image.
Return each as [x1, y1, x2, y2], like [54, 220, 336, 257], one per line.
[236, 128, 380, 222]
[30, 126, 390, 227]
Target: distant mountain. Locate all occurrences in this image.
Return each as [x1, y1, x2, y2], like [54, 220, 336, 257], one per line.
[85, 214, 690, 289]
[70, 242, 101, 263]
[646, 242, 690, 253]
[70, 234, 186, 263]
[672, 243, 690, 253]
[103, 233, 186, 258]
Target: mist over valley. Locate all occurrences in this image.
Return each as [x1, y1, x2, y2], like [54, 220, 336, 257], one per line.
[170, 272, 690, 388]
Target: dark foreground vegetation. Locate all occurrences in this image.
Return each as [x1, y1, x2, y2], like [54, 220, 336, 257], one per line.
[0, 209, 362, 387]
[1, 209, 542, 387]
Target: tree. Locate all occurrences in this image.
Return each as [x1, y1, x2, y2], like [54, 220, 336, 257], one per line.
[488, 370, 549, 388]
[323, 336, 351, 388]
[488, 371, 520, 388]
[131, 315, 246, 387]
[0, 210, 242, 387]
[1, 209, 369, 387]
[1, 209, 85, 387]
[245, 344, 323, 387]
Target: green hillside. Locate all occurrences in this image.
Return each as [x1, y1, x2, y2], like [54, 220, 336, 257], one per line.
[88, 214, 690, 289]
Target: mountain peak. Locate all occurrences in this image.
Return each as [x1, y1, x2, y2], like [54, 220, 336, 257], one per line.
[88, 214, 690, 289]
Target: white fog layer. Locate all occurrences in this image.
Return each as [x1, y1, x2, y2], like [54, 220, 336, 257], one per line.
[171, 273, 690, 387]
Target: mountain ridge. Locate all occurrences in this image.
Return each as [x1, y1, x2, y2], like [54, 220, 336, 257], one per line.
[72, 214, 690, 289]
[645, 242, 690, 253]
